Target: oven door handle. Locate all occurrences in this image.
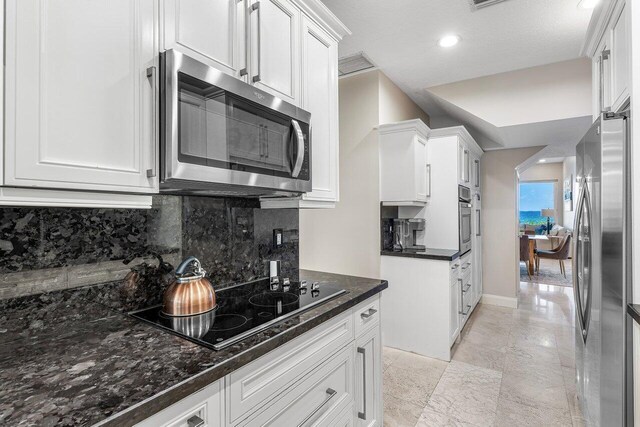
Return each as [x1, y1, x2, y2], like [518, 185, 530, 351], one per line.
[291, 119, 305, 178]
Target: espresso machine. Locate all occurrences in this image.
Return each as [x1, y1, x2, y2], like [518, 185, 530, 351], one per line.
[392, 218, 426, 252]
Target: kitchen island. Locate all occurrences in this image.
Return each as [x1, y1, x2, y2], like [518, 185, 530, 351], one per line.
[0, 270, 387, 426]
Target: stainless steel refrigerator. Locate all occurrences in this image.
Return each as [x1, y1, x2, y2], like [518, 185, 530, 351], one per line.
[574, 111, 633, 426]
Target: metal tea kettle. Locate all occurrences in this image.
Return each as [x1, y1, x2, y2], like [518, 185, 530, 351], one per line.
[162, 256, 216, 316]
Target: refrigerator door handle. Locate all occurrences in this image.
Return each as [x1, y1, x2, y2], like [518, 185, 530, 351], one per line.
[573, 177, 593, 343]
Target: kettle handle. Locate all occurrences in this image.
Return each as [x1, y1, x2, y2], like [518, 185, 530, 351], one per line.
[176, 256, 200, 275]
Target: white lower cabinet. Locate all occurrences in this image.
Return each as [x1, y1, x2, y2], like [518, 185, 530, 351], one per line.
[354, 324, 382, 427]
[135, 379, 224, 427]
[449, 270, 461, 347]
[136, 295, 383, 426]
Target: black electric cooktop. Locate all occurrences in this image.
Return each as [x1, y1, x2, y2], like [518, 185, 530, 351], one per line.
[130, 278, 347, 350]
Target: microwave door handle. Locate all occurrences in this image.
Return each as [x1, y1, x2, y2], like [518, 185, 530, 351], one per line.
[291, 119, 305, 178]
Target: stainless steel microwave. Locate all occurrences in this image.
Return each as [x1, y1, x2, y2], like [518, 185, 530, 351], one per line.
[159, 50, 312, 196]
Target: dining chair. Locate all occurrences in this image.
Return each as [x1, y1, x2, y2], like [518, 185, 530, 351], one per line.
[535, 234, 572, 278]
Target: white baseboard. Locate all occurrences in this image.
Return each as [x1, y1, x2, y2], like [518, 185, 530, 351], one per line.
[481, 293, 518, 308]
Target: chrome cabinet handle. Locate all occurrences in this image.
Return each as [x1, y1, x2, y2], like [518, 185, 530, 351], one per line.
[600, 49, 611, 113]
[251, 1, 261, 83]
[291, 119, 305, 177]
[463, 283, 471, 293]
[461, 262, 471, 270]
[461, 304, 472, 316]
[474, 159, 480, 187]
[451, 263, 459, 270]
[361, 308, 377, 319]
[146, 66, 157, 178]
[426, 163, 432, 197]
[476, 209, 481, 236]
[297, 388, 337, 427]
[239, 0, 249, 77]
[357, 347, 367, 420]
[187, 415, 204, 427]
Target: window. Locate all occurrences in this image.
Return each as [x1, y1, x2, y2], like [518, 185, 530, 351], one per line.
[519, 181, 555, 234]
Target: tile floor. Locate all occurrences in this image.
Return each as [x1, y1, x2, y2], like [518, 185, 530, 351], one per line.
[383, 281, 584, 427]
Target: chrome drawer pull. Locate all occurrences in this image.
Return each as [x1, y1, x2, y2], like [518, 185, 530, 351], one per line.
[463, 283, 471, 293]
[297, 388, 337, 427]
[357, 347, 367, 420]
[360, 308, 377, 319]
[187, 415, 205, 427]
[451, 263, 459, 270]
[461, 304, 472, 316]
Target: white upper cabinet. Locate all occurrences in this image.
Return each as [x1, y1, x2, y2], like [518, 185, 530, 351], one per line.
[300, 16, 339, 204]
[586, 0, 630, 117]
[5, 0, 158, 195]
[162, 0, 247, 79]
[250, 0, 301, 106]
[379, 120, 431, 206]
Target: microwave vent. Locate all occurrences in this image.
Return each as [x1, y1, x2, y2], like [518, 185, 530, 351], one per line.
[468, 0, 510, 10]
[338, 52, 376, 77]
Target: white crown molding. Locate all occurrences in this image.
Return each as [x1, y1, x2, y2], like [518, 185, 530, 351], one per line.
[377, 119, 431, 139]
[292, 0, 351, 41]
[429, 126, 483, 156]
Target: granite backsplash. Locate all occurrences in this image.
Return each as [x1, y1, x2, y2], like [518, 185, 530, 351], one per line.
[0, 196, 299, 300]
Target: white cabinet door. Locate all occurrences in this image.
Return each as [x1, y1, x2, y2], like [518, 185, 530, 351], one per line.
[449, 275, 461, 346]
[162, 0, 247, 79]
[610, 0, 630, 112]
[301, 16, 339, 204]
[458, 141, 470, 185]
[415, 136, 429, 201]
[5, 0, 158, 194]
[473, 156, 481, 190]
[135, 379, 224, 427]
[249, 0, 300, 106]
[355, 326, 382, 427]
[595, 37, 612, 116]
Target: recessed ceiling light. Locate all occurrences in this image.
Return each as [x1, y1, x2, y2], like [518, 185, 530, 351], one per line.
[438, 35, 461, 48]
[578, 0, 599, 9]
[538, 159, 547, 163]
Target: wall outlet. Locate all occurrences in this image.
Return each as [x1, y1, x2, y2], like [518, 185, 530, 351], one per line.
[273, 228, 283, 248]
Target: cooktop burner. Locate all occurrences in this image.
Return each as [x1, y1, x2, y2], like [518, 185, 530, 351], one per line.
[130, 278, 346, 350]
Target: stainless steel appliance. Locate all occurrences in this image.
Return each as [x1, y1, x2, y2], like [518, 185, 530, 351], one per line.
[574, 111, 633, 426]
[458, 186, 472, 255]
[392, 218, 426, 252]
[131, 277, 346, 350]
[159, 50, 312, 196]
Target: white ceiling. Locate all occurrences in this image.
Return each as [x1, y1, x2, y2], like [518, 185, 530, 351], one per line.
[325, 0, 593, 90]
[324, 0, 594, 151]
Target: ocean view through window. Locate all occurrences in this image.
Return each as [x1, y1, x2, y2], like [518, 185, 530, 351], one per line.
[519, 181, 555, 233]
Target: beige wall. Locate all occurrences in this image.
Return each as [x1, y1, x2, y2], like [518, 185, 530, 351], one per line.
[299, 70, 429, 278]
[482, 146, 542, 300]
[519, 162, 564, 227]
[378, 72, 431, 125]
[428, 58, 592, 128]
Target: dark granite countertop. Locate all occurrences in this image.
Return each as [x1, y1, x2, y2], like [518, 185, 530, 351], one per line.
[0, 270, 387, 427]
[627, 304, 640, 325]
[380, 248, 460, 261]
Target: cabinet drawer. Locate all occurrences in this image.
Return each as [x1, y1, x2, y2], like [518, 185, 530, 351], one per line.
[135, 379, 224, 427]
[238, 346, 354, 426]
[353, 296, 380, 336]
[228, 312, 354, 424]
